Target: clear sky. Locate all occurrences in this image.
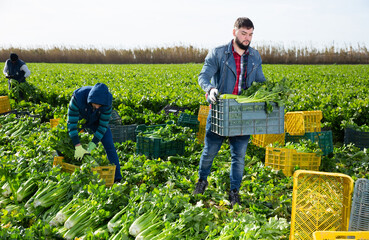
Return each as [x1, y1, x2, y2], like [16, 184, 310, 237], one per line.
[1, 0, 368, 50]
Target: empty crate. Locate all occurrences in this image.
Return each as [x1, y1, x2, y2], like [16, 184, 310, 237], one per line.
[344, 128, 369, 150]
[285, 111, 322, 136]
[290, 170, 354, 240]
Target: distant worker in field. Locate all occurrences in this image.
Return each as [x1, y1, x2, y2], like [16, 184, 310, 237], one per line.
[67, 82, 122, 183]
[194, 17, 266, 207]
[3, 53, 31, 90]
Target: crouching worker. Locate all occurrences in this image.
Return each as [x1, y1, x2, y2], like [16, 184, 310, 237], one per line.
[67, 82, 122, 183]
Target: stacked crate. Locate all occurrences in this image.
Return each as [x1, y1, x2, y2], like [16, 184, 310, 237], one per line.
[109, 110, 137, 143]
[284, 110, 333, 155]
[197, 105, 210, 144]
[252, 111, 325, 149]
[265, 110, 332, 175]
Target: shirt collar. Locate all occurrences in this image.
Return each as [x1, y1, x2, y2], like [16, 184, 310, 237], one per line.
[231, 40, 250, 56]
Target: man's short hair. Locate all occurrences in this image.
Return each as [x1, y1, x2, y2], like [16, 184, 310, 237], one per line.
[234, 17, 254, 30]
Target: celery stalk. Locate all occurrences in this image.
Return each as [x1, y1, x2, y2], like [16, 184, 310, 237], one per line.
[129, 210, 159, 237]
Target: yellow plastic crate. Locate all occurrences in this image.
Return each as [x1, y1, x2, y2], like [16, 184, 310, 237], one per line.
[0, 96, 11, 114]
[252, 133, 285, 147]
[290, 170, 354, 240]
[265, 146, 321, 177]
[285, 111, 323, 136]
[53, 156, 79, 173]
[197, 105, 210, 144]
[50, 118, 60, 128]
[53, 156, 116, 187]
[198, 105, 210, 117]
[313, 231, 369, 240]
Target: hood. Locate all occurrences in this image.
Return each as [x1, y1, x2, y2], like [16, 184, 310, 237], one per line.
[87, 83, 112, 107]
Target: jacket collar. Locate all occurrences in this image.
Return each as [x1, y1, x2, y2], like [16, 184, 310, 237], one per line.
[226, 40, 255, 56]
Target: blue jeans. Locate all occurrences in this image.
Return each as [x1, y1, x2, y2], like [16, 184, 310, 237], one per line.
[198, 113, 250, 191]
[100, 127, 122, 181]
[87, 125, 122, 181]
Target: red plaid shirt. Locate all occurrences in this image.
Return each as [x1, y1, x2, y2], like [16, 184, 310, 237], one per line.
[232, 44, 249, 95]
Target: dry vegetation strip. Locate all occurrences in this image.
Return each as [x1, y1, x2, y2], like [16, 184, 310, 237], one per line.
[0, 45, 368, 64]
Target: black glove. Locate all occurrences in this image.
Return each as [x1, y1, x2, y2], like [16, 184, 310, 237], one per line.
[6, 75, 14, 79]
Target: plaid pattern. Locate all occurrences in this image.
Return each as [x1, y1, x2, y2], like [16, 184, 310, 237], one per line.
[232, 46, 249, 95]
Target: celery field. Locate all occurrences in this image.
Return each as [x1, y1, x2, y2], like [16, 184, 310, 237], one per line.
[1, 63, 369, 239]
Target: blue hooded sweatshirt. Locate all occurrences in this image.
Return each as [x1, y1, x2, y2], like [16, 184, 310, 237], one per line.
[67, 83, 113, 146]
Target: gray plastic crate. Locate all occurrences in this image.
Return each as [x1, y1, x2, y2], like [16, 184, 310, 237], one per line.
[211, 99, 284, 137]
[110, 124, 137, 143]
[349, 178, 369, 231]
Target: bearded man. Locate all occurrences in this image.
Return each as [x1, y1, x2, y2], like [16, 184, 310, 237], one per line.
[194, 17, 266, 208]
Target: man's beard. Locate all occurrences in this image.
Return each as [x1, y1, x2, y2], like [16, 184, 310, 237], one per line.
[235, 37, 250, 50]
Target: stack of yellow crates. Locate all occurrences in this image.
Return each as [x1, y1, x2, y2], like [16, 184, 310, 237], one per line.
[265, 110, 323, 176]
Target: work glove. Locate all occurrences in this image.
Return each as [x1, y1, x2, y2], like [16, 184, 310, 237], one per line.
[208, 88, 219, 104]
[74, 145, 89, 160]
[87, 142, 96, 152]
